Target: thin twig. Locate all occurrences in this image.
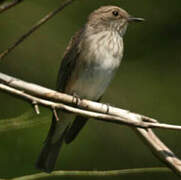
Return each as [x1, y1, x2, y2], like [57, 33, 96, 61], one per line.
[0, 0, 76, 60]
[32, 101, 40, 115]
[9, 167, 170, 180]
[52, 108, 59, 121]
[0, 0, 23, 14]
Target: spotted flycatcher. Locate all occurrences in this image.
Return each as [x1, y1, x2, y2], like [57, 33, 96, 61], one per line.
[36, 5, 144, 172]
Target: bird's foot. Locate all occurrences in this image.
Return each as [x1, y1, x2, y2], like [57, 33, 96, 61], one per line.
[105, 103, 110, 114]
[102, 103, 110, 114]
[72, 93, 81, 106]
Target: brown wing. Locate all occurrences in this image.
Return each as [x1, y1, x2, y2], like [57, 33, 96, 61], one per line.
[55, 27, 89, 145]
[56, 27, 84, 92]
[56, 27, 101, 145]
[64, 116, 88, 144]
[36, 28, 86, 172]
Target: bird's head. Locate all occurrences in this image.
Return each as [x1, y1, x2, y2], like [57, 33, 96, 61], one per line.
[87, 6, 144, 36]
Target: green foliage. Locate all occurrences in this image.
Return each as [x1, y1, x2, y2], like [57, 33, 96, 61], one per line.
[0, 111, 50, 133]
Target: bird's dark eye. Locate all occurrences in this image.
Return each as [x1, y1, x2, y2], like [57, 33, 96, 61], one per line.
[112, 11, 119, 17]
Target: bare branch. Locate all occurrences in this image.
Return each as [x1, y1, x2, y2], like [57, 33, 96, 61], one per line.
[0, 0, 23, 14]
[0, 73, 157, 124]
[0, 0, 76, 60]
[9, 167, 170, 180]
[1, 72, 181, 130]
[0, 83, 152, 128]
[0, 72, 181, 176]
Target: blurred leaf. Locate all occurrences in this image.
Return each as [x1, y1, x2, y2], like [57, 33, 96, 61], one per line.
[0, 110, 50, 133]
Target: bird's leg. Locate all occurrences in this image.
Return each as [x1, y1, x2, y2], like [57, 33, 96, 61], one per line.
[101, 102, 110, 114]
[99, 101, 110, 114]
[105, 103, 110, 114]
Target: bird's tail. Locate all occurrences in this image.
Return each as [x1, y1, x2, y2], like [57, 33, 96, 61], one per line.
[36, 132, 65, 173]
[36, 112, 72, 173]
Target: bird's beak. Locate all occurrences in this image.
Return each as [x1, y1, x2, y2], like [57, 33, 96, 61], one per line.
[127, 16, 145, 23]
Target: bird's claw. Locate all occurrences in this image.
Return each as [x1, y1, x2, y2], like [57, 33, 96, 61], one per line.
[72, 93, 81, 105]
[104, 103, 110, 114]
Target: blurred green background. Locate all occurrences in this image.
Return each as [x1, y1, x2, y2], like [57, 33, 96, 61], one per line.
[0, 0, 181, 179]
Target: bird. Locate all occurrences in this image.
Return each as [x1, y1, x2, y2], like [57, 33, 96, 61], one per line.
[36, 5, 144, 173]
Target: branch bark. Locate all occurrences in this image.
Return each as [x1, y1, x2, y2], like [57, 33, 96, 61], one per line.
[0, 72, 181, 176]
[1, 72, 181, 130]
[0, 0, 23, 14]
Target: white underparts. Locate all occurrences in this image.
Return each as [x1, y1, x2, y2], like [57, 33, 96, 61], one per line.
[66, 30, 124, 100]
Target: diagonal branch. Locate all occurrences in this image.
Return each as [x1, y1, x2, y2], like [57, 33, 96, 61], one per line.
[1, 82, 180, 129]
[1, 72, 181, 130]
[0, 72, 181, 176]
[0, 0, 23, 14]
[0, 0, 77, 60]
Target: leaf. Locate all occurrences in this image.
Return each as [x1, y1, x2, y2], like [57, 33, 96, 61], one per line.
[0, 110, 51, 133]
